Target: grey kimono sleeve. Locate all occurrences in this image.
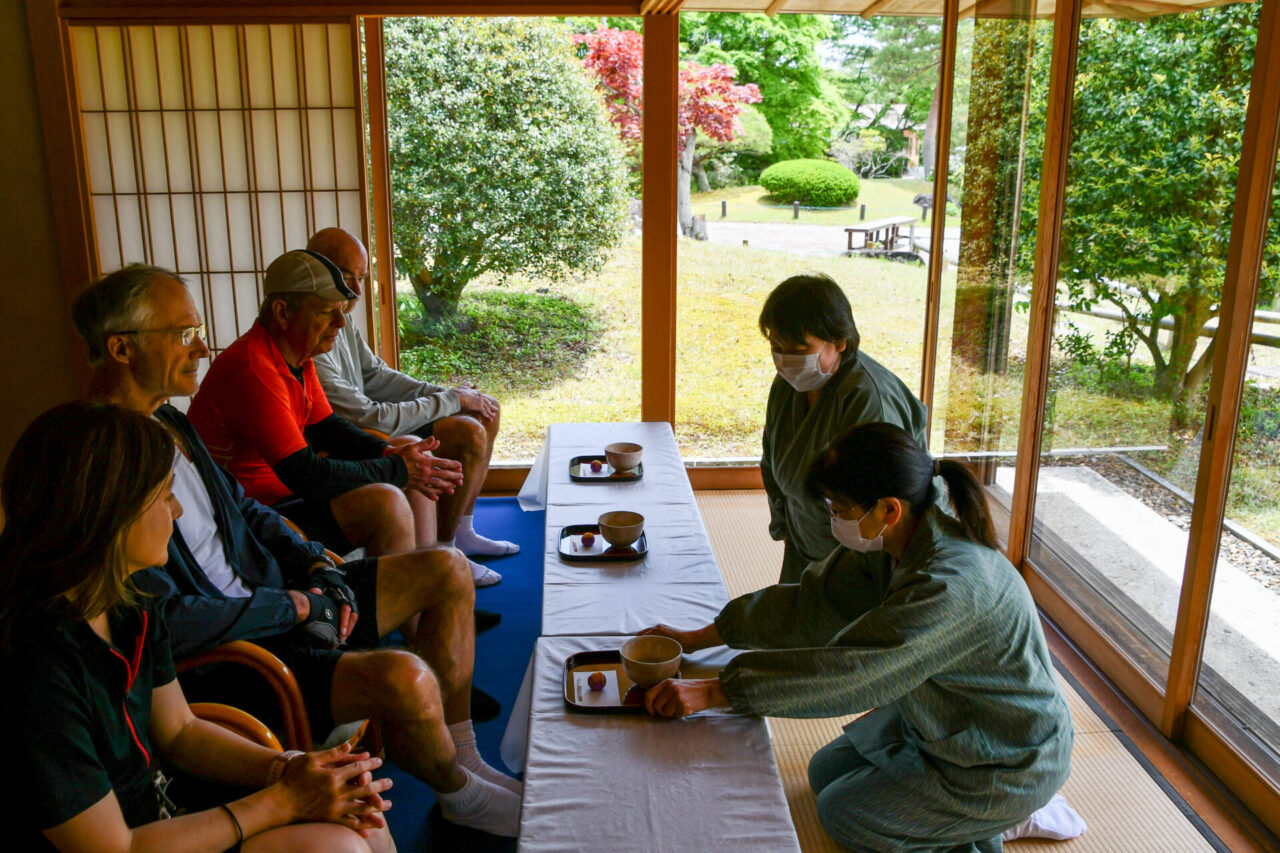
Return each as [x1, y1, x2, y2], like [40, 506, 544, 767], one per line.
[760, 381, 788, 540]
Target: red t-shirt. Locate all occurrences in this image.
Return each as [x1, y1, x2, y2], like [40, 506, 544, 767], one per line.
[189, 321, 333, 505]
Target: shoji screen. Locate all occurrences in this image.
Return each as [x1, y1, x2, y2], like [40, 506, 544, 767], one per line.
[69, 23, 368, 356]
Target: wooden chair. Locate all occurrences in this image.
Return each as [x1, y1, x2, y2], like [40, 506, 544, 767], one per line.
[191, 701, 282, 751]
[178, 641, 313, 750]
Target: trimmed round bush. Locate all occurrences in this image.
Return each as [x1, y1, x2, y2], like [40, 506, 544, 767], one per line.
[759, 159, 861, 207]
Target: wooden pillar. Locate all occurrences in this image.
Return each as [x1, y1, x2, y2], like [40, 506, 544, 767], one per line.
[1006, 0, 1084, 567]
[641, 12, 679, 425]
[364, 17, 400, 369]
[1162, 0, 1280, 739]
[919, 0, 960, 421]
[25, 0, 94, 389]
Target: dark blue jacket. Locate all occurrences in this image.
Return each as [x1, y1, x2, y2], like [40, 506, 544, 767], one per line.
[138, 405, 325, 658]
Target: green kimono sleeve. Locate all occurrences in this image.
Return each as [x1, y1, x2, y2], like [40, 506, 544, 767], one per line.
[719, 563, 980, 718]
[716, 548, 894, 651]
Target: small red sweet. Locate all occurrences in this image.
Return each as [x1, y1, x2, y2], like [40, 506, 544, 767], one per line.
[581, 531, 596, 547]
[590, 459, 603, 472]
[587, 671, 607, 691]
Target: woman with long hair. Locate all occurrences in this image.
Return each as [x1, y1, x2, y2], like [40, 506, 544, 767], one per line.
[758, 274, 929, 583]
[0, 402, 394, 852]
[642, 422, 1073, 852]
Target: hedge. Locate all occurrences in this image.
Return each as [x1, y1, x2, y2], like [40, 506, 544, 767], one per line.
[759, 159, 861, 207]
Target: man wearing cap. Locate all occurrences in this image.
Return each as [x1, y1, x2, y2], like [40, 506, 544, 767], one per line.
[189, 249, 460, 560]
[307, 227, 516, 589]
[76, 263, 523, 837]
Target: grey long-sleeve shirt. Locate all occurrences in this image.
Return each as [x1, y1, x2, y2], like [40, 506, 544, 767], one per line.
[313, 320, 461, 437]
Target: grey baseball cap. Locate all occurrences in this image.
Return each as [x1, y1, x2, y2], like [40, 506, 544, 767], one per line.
[263, 249, 357, 302]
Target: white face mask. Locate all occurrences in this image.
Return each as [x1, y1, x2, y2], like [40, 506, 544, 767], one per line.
[773, 341, 833, 392]
[830, 505, 886, 553]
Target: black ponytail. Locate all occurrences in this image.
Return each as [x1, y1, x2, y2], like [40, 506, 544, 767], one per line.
[935, 459, 998, 550]
[806, 422, 998, 550]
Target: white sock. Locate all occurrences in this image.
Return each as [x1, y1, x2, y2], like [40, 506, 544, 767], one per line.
[449, 720, 523, 795]
[455, 514, 520, 556]
[469, 558, 501, 587]
[1001, 794, 1087, 842]
[435, 767, 521, 838]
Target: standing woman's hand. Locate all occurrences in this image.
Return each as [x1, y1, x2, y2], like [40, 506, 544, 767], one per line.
[274, 744, 393, 834]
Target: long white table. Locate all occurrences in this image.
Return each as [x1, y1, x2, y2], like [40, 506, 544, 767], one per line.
[509, 423, 799, 852]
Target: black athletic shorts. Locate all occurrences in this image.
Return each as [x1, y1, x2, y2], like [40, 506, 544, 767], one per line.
[254, 557, 381, 736]
[273, 495, 357, 556]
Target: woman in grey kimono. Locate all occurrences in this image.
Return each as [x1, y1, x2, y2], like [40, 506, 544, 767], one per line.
[642, 422, 1073, 852]
[760, 275, 928, 583]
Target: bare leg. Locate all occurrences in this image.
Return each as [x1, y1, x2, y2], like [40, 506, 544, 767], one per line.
[244, 822, 386, 853]
[330, 648, 465, 791]
[330, 483, 416, 557]
[429, 414, 492, 542]
[385, 435, 438, 547]
[372, 547, 475, 723]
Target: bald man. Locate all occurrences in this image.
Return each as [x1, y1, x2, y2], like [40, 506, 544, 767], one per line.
[308, 228, 517, 588]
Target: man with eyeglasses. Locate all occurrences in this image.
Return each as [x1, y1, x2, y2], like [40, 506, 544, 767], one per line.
[73, 264, 523, 837]
[306, 227, 517, 589]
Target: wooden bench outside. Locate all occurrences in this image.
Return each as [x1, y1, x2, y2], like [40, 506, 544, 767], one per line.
[845, 215, 917, 251]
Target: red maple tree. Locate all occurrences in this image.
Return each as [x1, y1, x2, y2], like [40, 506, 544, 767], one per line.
[575, 25, 761, 234]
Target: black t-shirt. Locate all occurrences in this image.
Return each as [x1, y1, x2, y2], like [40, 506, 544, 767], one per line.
[3, 599, 176, 842]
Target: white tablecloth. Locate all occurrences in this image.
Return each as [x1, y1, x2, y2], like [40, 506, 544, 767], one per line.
[516, 636, 800, 853]
[517, 422, 695, 511]
[508, 423, 799, 851]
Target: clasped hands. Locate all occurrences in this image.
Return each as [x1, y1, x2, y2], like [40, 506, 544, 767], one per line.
[387, 435, 463, 500]
[289, 563, 358, 647]
[276, 743, 392, 837]
[637, 623, 730, 719]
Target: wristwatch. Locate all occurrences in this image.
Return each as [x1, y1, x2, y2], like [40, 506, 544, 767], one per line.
[267, 750, 306, 784]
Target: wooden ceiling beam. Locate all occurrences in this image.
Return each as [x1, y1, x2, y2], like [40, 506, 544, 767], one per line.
[765, 0, 789, 15]
[861, 0, 894, 19]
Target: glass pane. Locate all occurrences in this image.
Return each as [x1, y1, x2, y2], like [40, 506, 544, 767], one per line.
[930, 6, 1049, 545]
[384, 16, 641, 462]
[1191, 167, 1280, 768]
[674, 12, 940, 461]
[1028, 3, 1261, 683]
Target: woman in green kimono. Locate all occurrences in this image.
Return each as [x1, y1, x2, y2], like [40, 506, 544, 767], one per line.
[642, 422, 1073, 852]
[760, 274, 928, 583]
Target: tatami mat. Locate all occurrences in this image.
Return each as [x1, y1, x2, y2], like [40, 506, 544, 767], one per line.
[697, 490, 1222, 853]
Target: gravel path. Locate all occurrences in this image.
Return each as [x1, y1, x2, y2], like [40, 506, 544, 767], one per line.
[1043, 454, 1280, 593]
[703, 220, 962, 262]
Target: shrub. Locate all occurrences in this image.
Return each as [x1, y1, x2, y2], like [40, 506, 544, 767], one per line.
[759, 159, 861, 206]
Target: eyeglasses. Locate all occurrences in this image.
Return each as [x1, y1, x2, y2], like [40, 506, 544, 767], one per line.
[113, 323, 206, 347]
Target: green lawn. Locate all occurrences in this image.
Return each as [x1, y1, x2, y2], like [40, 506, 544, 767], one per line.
[690, 180, 962, 228]
[397, 233, 1278, 543]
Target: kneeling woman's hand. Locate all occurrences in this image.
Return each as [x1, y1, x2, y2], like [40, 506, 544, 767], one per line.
[644, 678, 729, 718]
[275, 743, 393, 834]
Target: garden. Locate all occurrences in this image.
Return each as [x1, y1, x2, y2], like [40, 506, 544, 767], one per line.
[379, 9, 1280, 557]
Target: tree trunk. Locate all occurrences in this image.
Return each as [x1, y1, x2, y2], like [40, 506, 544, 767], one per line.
[1164, 287, 1215, 426]
[411, 269, 474, 333]
[944, 18, 1036, 458]
[678, 131, 696, 236]
[693, 158, 712, 193]
[922, 85, 940, 176]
